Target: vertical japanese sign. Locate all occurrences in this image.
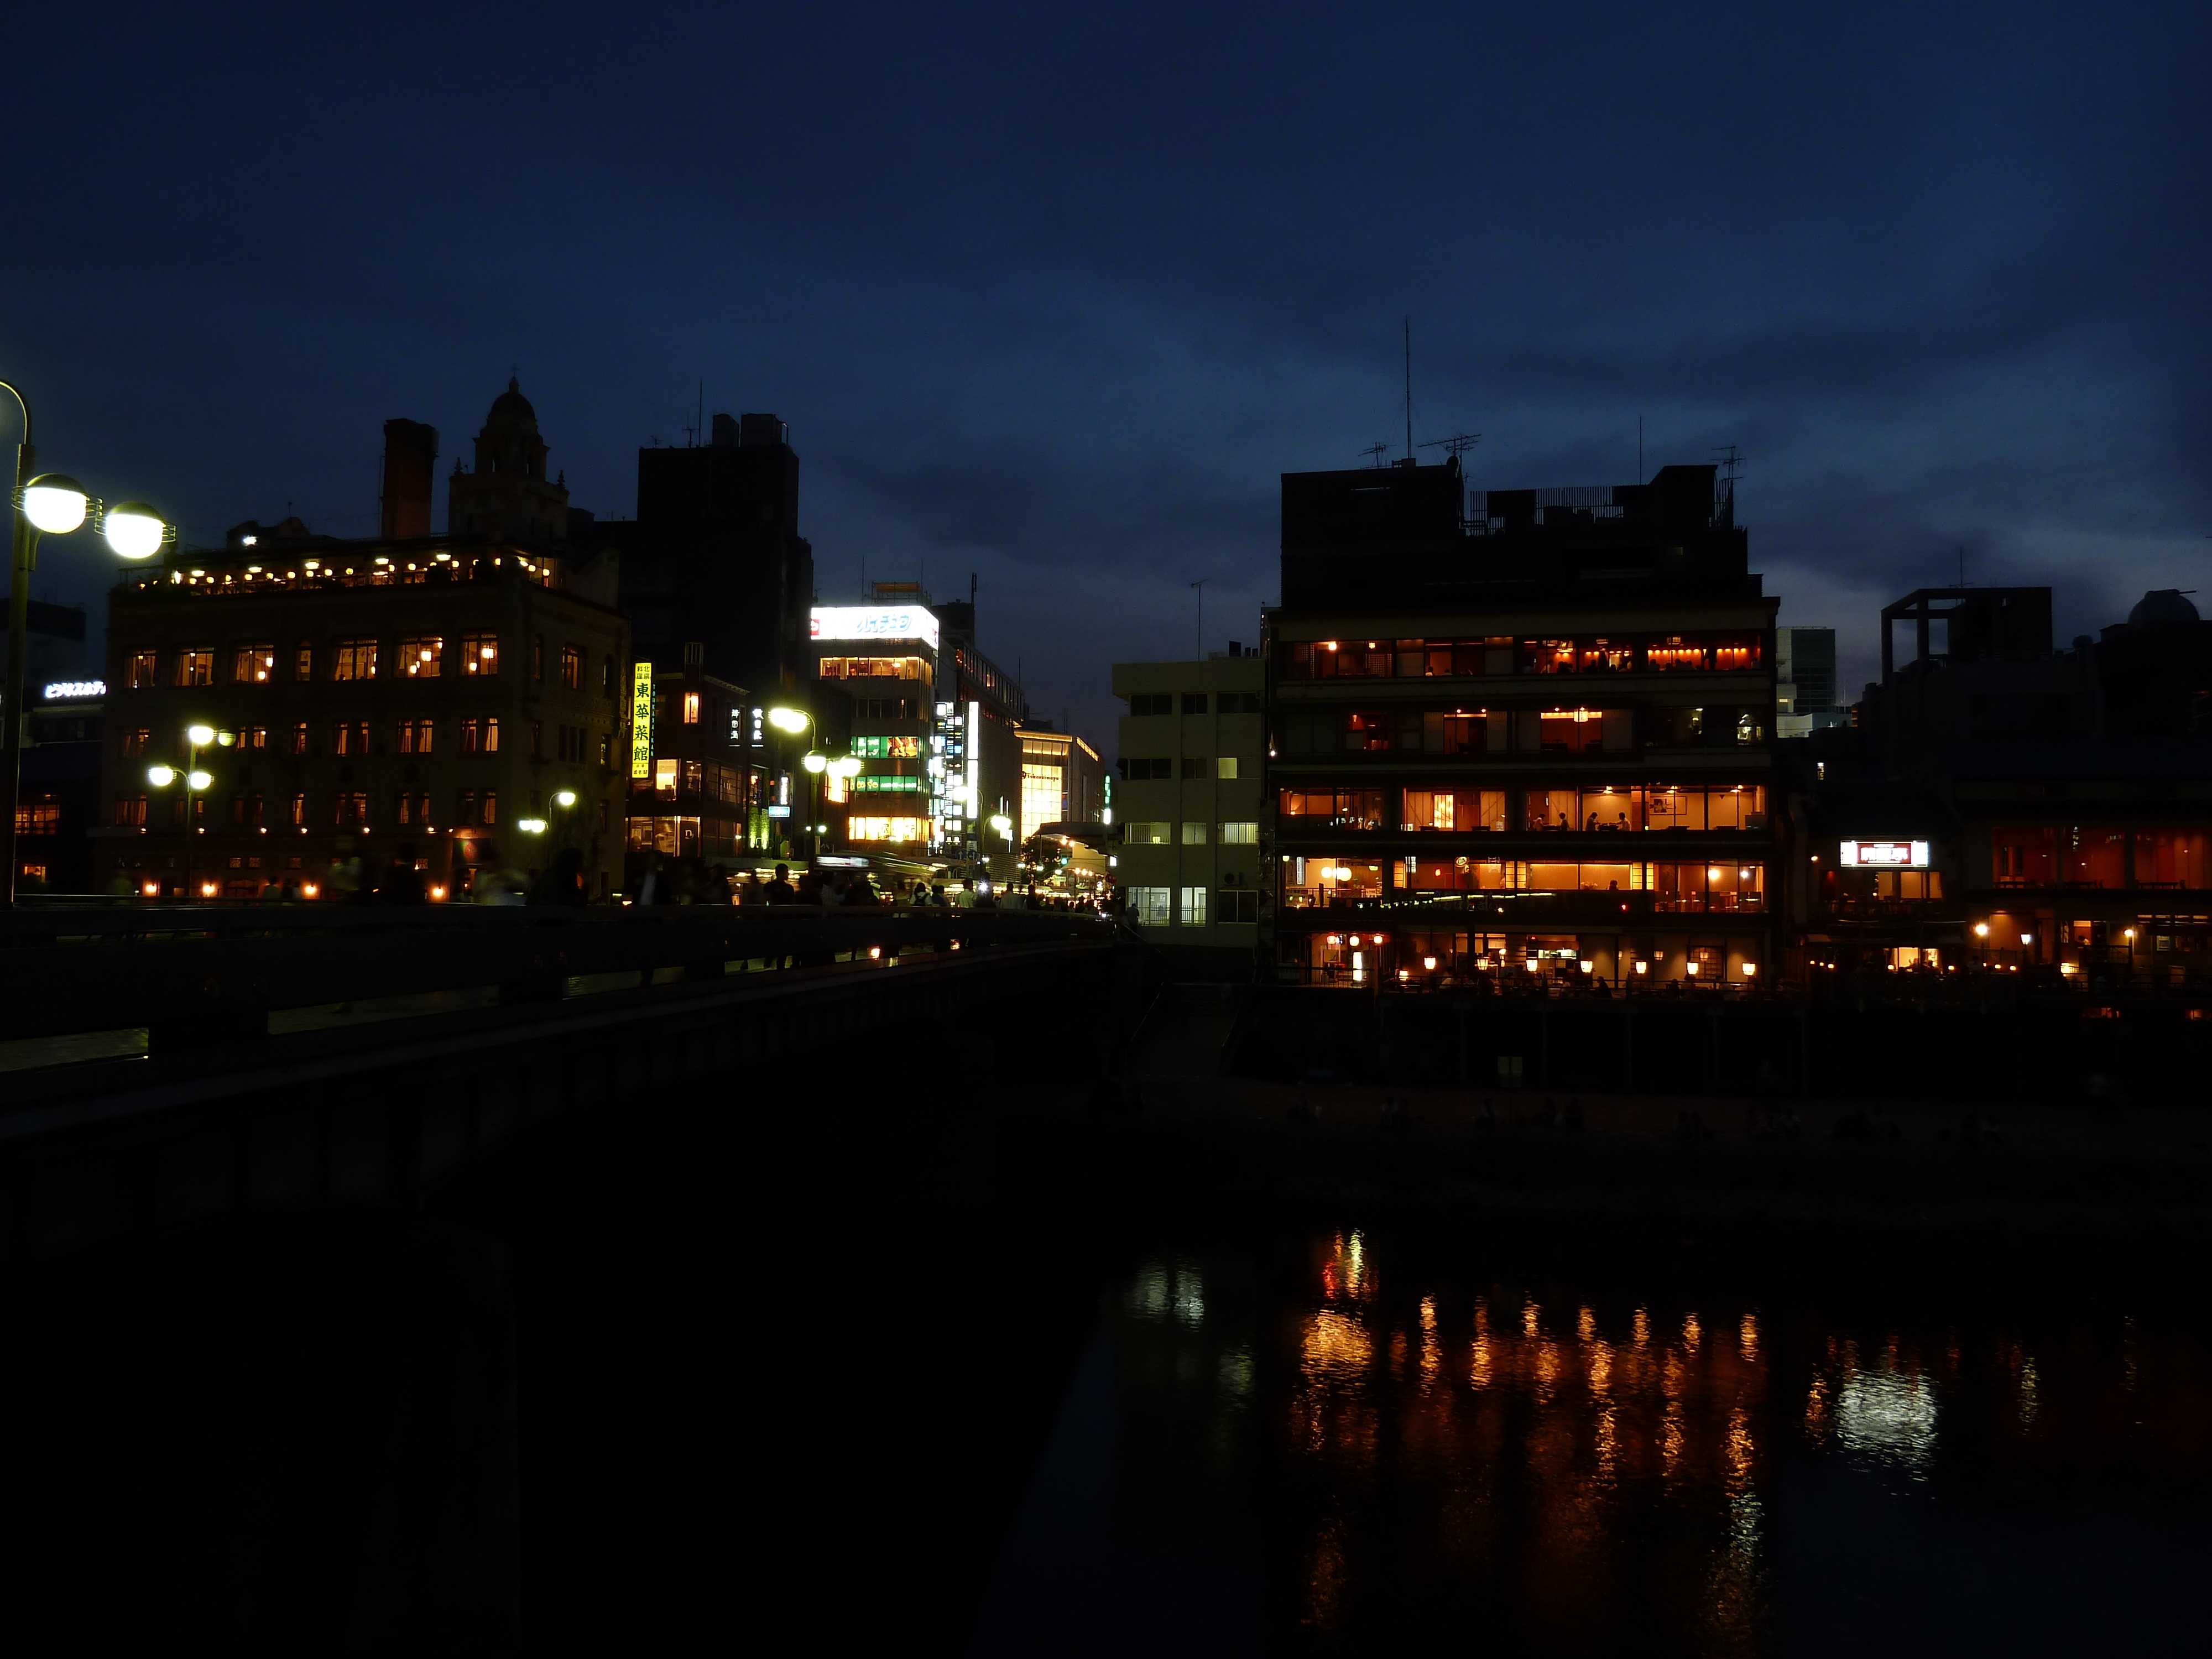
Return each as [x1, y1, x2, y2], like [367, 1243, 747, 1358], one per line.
[630, 662, 654, 779]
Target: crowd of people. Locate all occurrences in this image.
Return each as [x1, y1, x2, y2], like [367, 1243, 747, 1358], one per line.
[262, 838, 1106, 912]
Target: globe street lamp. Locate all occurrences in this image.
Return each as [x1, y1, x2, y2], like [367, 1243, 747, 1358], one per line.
[765, 705, 823, 858]
[3, 379, 174, 905]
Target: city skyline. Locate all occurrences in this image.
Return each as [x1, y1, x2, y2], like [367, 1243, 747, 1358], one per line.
[4, 4, 2207, 760]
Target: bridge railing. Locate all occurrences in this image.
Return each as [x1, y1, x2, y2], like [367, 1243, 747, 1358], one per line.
[0, 904, 1113, 1047]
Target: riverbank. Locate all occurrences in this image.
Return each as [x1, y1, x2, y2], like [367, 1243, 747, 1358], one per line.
[994, 1074, 2212, 1261]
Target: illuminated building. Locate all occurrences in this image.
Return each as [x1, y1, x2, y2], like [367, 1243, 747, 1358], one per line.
[93, 395, 630, 900]
[1793, 586, 2212, 983]
[810, 596, 941, 860]
[804, 580, 1047, 877]
[1266, 456, 1778, 987]
[623, 663, 763, 872]
[1113, 648, 1266, 967]
[14, 677, 103, 894]
[926, 586, 1030, 867]
[1015, 727, 1105, 842]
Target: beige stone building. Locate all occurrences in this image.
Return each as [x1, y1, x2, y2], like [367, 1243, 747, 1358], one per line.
[1110, 650, 1266, 967]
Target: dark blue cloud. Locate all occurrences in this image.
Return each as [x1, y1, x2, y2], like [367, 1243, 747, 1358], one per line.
[4, 1, 2206, 744]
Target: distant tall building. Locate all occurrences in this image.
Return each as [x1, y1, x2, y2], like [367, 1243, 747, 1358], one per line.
[583, 412, 815, 699]
[1776, 626, 1845, 737]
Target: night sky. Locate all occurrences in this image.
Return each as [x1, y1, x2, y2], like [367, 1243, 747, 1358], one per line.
[7, 3, 2207, 751]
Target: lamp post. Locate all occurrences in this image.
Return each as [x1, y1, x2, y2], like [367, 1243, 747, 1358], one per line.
[2, 379, 172, 906]
[768, 705, 821, 859]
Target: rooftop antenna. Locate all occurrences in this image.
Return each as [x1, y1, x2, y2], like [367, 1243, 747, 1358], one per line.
[1191, 578, 1209, 659]
[1713, 444, 1743, 517]
[696, 380, 704, 448]
[1403, 317, 1413, 462]
[1638, 416, 1643, 482]
[1420, 434, 1481, 460]
[1358, 443, 1390, 468]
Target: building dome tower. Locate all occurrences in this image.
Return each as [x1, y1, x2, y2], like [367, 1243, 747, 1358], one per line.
[447, 377, 570, 545]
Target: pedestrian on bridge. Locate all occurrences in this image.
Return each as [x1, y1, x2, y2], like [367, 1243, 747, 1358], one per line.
[377, 843, 426, 905]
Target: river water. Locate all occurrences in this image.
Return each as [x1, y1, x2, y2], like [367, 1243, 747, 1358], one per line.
[964, 1226, 2210, 1656]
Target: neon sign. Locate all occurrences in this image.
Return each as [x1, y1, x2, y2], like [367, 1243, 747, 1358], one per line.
[1840, 839, 1928, 868]
[809, 606, 941, 651]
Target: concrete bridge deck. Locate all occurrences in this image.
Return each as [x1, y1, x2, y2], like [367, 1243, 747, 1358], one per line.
[0, 905, 1116, 1263]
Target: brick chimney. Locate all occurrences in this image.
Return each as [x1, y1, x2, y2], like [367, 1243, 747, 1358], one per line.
[380, 418, 438, 538]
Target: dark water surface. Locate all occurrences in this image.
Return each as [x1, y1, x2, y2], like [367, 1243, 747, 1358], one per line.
[967, 1226, 2212, 1657]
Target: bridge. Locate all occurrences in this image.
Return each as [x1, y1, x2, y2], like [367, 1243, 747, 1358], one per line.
[0, 904, 1117, 1263]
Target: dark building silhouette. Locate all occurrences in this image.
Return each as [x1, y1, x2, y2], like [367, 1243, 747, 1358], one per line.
[9, 607, 99, 894]
[447, 379, 575, 547]
[1262, 456, 1779, 989]
[1790, 586, 2212, 984]
[380, 418, 438, 538]
[581, 411, 815, 698]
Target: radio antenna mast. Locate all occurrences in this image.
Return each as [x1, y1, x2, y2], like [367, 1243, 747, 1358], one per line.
[1403, 318, 1413, 462]
[1359, 443, 1390, 468]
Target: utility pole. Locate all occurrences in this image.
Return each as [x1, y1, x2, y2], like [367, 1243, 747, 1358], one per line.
[1404, 318, 1413, 462]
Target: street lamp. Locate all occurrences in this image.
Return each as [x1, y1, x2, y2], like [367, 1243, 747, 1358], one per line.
[761, 707, 825, 857]
[3, 379, 174, 905]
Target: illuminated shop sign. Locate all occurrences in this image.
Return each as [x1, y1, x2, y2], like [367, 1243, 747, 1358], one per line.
[1840, 839, 1928, 868]
[41, 680, 105, 701]
[630, 662, 654, 779]
[809, 605, 941, 651]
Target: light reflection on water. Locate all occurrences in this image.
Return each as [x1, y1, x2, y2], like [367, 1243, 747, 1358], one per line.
[973, 1227, 2212, 1656]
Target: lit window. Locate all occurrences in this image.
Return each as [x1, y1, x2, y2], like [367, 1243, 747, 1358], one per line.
[331, 639, 379, 681]
[1124, 822, 1171, 845]
[1181, 821, 1209, 844]
[1215, 756, 1240, 780]
[560, 644, 582, 690]
[683, 691, 701, 725]
[1125, 886, 1171, 926]
[461, 633, 499, 675]
[128, 649, 158, 689]
[174, 649, 214, 687]
[398, 635, 444, 677]
[1220, 821, 1258, 844]
[1178, 886, 1209, 925]
[232, 644, 276, 684]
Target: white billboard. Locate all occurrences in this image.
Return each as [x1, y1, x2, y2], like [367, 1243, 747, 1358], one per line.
[810, 606, 940, 651]
[1840, 839, 1929, 868]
